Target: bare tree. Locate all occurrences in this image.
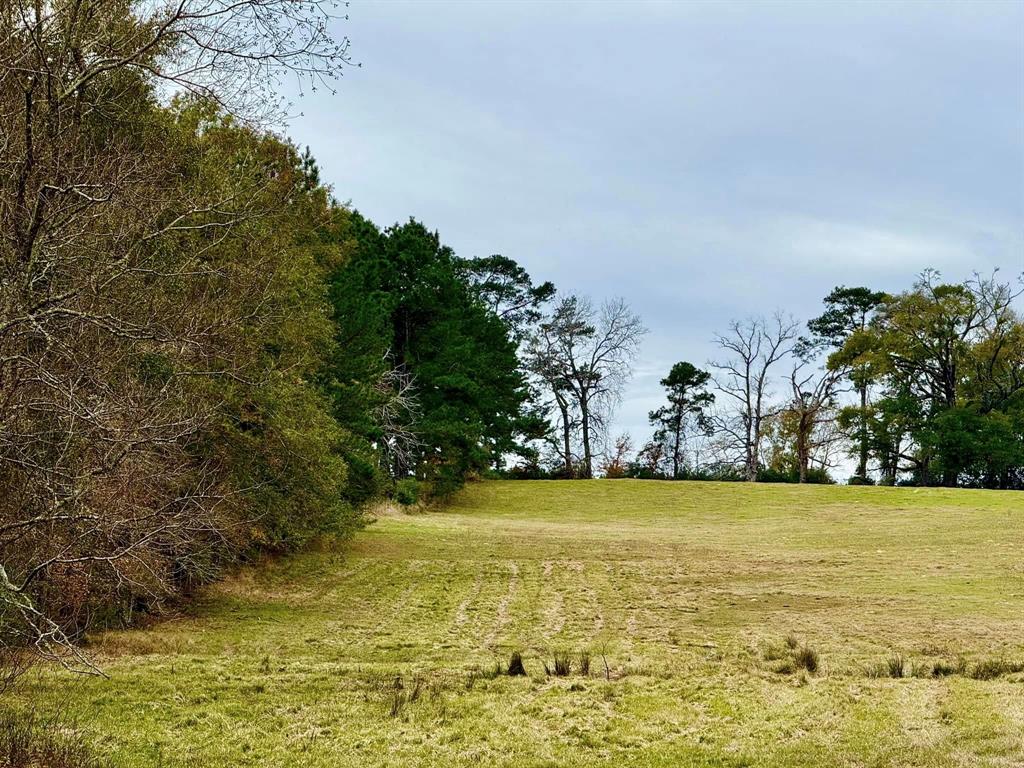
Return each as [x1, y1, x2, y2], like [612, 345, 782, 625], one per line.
[373, 360, 420, 479]
[709, 313, 798, 481]
[527, 296, 646, 480]
[786, 363, 845, 483]
[525, 307, 580, 477]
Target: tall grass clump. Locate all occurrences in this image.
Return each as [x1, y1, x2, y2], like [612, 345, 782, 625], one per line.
[764, 635, 820, 676]
[0, 708, 103, 768]
[507, 651, 526, 677]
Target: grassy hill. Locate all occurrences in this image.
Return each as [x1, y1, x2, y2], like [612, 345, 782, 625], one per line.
[22, 480, 1024, 767]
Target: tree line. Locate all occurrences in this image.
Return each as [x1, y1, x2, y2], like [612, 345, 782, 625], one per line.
[0, 0, 547, 675]
[0, 0, 647, 674]
[605, 275, 1024, 488]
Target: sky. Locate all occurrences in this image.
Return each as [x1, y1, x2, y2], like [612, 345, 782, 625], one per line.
[282, 0, 1024, 465]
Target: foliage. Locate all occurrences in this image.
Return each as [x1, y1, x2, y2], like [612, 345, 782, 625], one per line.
[323, 216, 546, 493]
[0, 0, 357, 672]
[833, 270, 1024, 488]
[393, 479, 421, 507]
[648, 362, 714, 478]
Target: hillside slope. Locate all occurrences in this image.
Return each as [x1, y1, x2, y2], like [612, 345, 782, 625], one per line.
[25, 480, 1024, 767]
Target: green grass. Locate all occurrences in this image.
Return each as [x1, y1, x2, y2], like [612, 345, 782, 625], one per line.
[20, 480, 1024, 766]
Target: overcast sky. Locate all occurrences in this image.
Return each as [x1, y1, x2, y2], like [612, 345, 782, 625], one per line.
[282, 0, 1024, 457]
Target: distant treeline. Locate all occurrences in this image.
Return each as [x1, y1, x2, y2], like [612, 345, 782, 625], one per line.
[539, 277, 1023, 490]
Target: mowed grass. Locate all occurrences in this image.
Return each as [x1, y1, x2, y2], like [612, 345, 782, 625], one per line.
[21, 480, 1024, 767]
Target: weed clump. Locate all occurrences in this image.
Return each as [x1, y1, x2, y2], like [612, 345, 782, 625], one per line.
[578, 651, 591, 676]
[865, 653, 906, 679]
[0, 708, 104, 768]
[794, 646, 819, 674]
[886, 653, 905, 679]
[388, 676, 423, 718]
[930, 660, 961, 677]
[764, 635, 820, 676]
[466, 661, 503, 689]
[553, 651, 571, 676]
[968, 659, 1024, 681]
[507, 651, 526, 677]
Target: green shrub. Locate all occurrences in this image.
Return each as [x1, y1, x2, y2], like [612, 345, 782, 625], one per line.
[393, 479, 420, 507]
[848, 474, 875, 486]
[341, 452, 383, 505]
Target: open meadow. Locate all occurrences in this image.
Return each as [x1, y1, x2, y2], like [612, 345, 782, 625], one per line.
[24, 480, 1024, 767]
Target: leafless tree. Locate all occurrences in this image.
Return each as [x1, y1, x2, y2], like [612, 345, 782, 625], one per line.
[374, 360, 420, 479]
[709, 313, 798, 481]
[786, 363, 845, 483]
[3, 0, 353, 124]
[526, 296, 646, 480]
[525, 306, 580, 477]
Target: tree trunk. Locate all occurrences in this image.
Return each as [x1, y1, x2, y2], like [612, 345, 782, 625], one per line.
[580, 393, 592, 479]
[672, 415, 682, 479]
[857, 381, 868, 480]
[745, 415, 758, 482]
[799, 411, 813, 483]
[797, 422, 808, 483]
[557, 397, 573, 478]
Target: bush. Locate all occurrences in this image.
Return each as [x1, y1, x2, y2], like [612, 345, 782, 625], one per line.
[341, 452, 383, 505]
[756, 467, 834, 484]
[848, 474, 875, 486]
[426, 469, 464, 500]
[393, 479, 420, 507]
[0, 708, 103, 768]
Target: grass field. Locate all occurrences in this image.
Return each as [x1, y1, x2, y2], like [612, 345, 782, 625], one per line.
[22, 480, 1024, 767]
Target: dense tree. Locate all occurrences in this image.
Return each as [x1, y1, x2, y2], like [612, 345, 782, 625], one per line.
[458, 255, 555, 341]
[324, 217, 544, 493]
[648, 362, 714, 478]
[801, 287, 885, 481]
[0, 0, 359, 671]
[834, 270, 1024, 488]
